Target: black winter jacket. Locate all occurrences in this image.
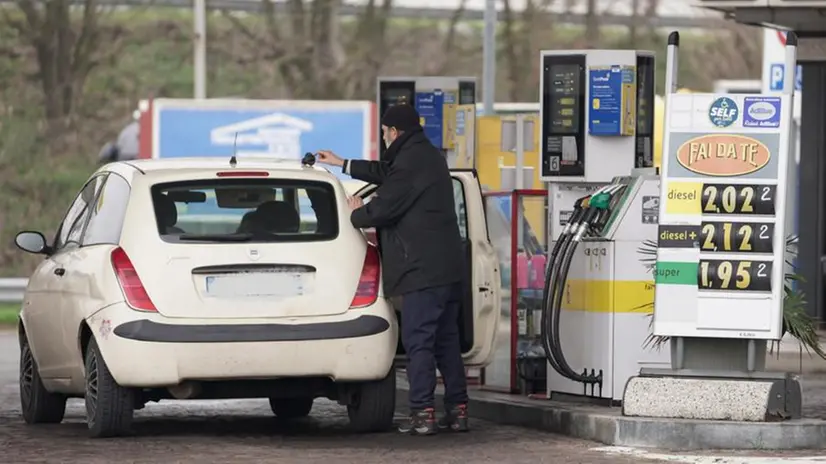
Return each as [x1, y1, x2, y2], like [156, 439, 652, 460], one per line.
[348, 127, 464, 297]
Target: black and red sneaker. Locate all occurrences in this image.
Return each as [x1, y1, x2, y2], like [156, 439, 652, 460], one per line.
[437, 404, 469, 432]
[397, 408, 438, 435]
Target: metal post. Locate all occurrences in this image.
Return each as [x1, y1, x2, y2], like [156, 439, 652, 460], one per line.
[747, 339, 756, 372]
[783, 33, 798, 98]
[515, 114, 525, 251]
[193, 0, 207, 99]
[664, 32, 680, 95]
[482, 0, 496, 116]
[515, 114, 525, 190]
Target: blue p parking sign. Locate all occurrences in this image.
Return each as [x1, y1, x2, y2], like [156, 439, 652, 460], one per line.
[769, 63, 803, 92]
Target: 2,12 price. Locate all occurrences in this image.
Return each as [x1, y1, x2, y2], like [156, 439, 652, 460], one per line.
[700, 222, 774, 253]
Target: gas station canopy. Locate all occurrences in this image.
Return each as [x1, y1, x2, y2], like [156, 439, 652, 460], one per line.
[695, 1, 826, 35]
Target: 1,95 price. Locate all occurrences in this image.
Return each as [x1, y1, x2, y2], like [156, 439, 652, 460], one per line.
[698, 259, 772, 292]
[700, 222, 774, 253]
[701, 184, 776, 215]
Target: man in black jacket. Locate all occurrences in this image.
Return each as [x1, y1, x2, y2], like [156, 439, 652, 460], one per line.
[316, 104, 469, 435]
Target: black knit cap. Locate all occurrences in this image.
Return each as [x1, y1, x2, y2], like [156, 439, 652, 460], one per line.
[381, 104, 421, 132]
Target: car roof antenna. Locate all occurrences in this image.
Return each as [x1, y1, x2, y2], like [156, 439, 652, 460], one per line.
[229, 132, 238, 167]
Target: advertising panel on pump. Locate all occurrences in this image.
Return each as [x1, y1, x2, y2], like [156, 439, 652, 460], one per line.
[654, 92, 794, 340]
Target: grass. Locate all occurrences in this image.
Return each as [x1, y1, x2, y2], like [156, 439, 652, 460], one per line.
[0, 304, 20, 327]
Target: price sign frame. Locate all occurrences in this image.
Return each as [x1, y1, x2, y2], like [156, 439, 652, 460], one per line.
[653, 89, 794, 340]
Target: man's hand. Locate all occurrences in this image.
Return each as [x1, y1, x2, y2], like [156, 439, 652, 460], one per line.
[347, 196, 364, 210]
[316, 150, 345, 167]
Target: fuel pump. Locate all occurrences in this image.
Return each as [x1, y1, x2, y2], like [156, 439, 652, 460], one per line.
[376, 77, 476, 166]
[538, 49, 671, 404]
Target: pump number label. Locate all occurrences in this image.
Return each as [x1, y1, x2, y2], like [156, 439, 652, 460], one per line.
[699, 222, 774, 254]
[698, 259, 772, 292]
[701, 184, 776, 215]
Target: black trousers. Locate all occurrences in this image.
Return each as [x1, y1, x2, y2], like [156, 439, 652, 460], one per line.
[401, 282, 469, 410]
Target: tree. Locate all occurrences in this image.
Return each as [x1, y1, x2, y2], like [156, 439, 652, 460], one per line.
[1, 0, 117, 127]
[224, 0, 467, 100]
[501, 0, 555, 102]
[224, 0, 388, 100]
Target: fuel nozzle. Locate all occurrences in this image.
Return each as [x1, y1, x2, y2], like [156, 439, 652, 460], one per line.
[589, 192, 611, 210]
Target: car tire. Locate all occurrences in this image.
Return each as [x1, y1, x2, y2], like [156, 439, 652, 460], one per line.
[269, 397, 313, 419]
[346, 369, 396, 433]
[19, 340, 67, 424]
[84, 337, 134, 438]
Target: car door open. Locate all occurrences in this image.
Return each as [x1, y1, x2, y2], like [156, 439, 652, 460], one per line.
[357, 170, 501, 368]
[449, 170, 500, 367]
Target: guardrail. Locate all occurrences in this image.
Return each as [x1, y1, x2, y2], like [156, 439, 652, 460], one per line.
[0, 278, 27, 304]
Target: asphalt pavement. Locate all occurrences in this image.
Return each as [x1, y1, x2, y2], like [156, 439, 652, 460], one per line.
[0, 328, 667, 464]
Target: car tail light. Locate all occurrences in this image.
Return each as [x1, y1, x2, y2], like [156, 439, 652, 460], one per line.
[111, 247, 157, 312]
[350, 244, 380, 308]
[216, 171, 269, 177]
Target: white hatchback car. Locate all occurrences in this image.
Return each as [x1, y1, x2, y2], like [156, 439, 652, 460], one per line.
[14, 157, 501, 438]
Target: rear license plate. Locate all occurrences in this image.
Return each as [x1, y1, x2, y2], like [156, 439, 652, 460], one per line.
[204, 272, 314, 298]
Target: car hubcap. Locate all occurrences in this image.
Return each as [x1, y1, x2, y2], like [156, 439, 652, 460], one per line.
[86, 350, 99, 421]
[20, 346, 34, 408]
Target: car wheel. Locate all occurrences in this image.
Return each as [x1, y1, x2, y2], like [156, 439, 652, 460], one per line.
[84, 337, 134, 438]
[19, 340, 67, 424]
[346, 369, 396, 433]
[269, 397, 313, 419]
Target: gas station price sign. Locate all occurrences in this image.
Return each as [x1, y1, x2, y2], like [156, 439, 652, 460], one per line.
[699, 221, 774, 254]
[653, 93, 794, 340]
[698, 259, 773, 292]
[700, 184, 776, 215]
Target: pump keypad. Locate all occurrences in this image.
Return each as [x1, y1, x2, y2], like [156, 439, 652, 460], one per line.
[697, 259, 772, 292]
[700, 184, 776, 216]
[699, 222, 774, 254]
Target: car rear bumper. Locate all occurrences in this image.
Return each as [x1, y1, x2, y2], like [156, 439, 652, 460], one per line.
[88, 302, 398, 387]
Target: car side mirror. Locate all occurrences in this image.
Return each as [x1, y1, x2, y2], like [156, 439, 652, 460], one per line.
[15, 231, 51, 255]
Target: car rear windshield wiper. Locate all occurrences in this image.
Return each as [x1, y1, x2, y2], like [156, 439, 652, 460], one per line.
[177, 233, 255, 242]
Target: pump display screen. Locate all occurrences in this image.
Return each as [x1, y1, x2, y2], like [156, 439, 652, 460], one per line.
[381, 88, 412, 108]
[378, 81, 416, 159]
[635, 55, 655, 169]
[546, 64, 582, 134]
[459, 81, 476, 104]
[636, 57, 654, 137]
[540, 55, 586, 178]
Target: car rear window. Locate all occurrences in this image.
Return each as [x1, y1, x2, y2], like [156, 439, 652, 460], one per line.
[151, 179, 338, 243]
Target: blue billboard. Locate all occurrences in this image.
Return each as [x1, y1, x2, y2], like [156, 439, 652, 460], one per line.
[150, 99, 376, 179]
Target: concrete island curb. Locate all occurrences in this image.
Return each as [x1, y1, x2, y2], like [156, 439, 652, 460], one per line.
[395, 380, 826, 450]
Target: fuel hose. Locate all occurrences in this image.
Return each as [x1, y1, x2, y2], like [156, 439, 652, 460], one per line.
[547, 207, 602, 384]
[539, 199, 586, 376]
[541, 187, 609, 384]
[542, 186, 618, 385]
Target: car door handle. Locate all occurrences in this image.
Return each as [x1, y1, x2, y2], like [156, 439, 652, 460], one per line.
[54, 267, 65, 277]
[479, 286, 490, 292]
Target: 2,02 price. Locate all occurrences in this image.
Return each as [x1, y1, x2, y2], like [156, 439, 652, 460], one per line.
[701, 184, 776, 215]
[698, 259, 772, 292]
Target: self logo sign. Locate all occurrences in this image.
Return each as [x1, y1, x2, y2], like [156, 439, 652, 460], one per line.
[708, 97, 738, 128]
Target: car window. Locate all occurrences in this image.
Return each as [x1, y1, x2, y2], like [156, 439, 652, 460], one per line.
[151, 178, 339, 243]
[54, 176, 104, 251]
[358, 178, 468, 242]
[453, 178, 469, 241]
[82, 173, 131, 246]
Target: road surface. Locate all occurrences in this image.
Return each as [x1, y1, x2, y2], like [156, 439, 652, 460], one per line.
[0, 329, 666, 463]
